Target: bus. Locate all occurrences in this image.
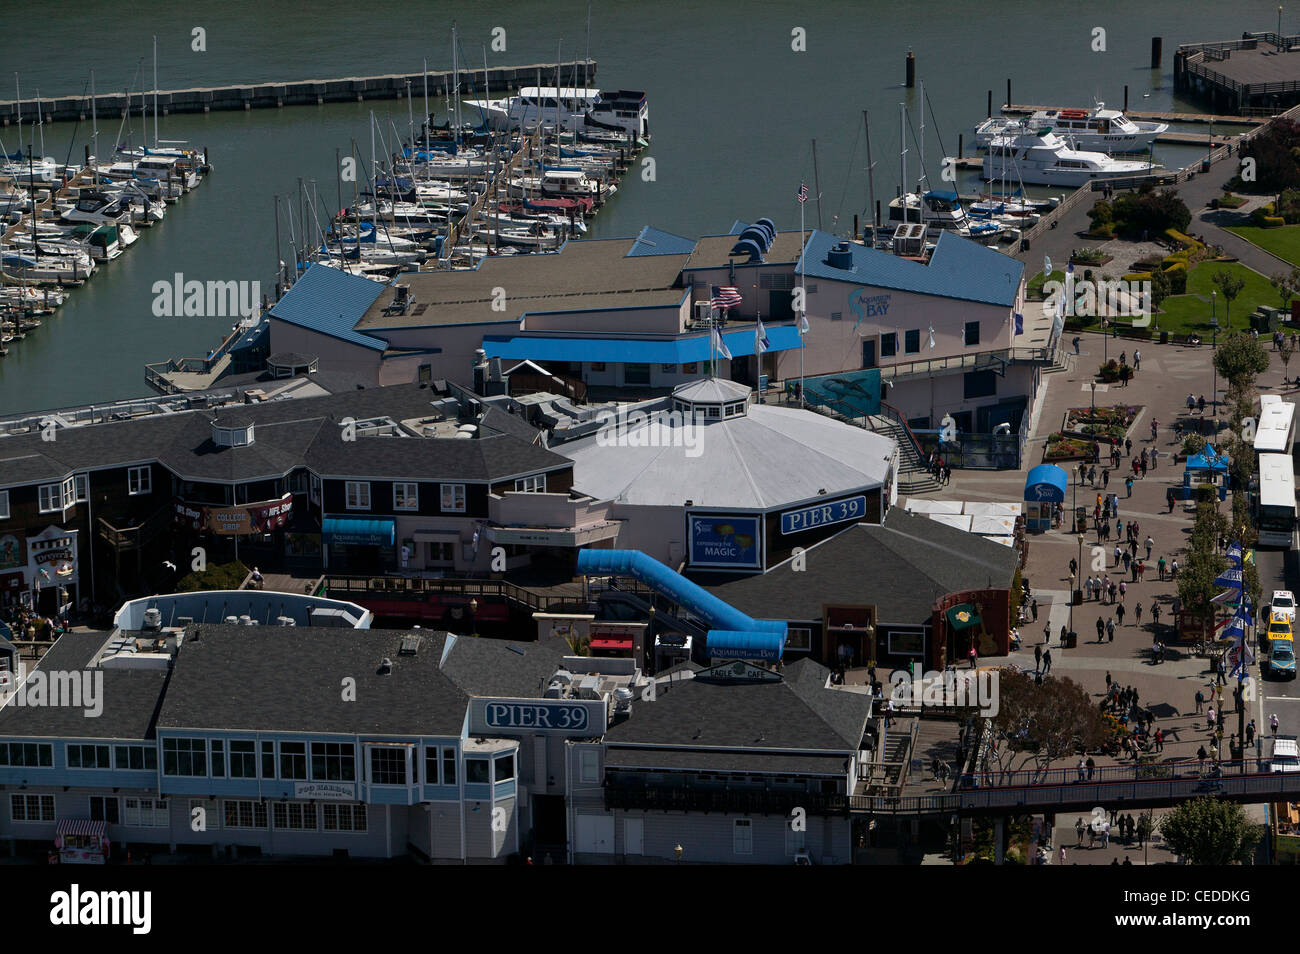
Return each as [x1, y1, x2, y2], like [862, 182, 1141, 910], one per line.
[1257, 452, 1297, 548]
[1254, 396, 1297, 456]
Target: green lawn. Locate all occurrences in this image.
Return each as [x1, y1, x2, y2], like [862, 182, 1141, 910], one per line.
[1153, 261, 1280, 334]
[1026, 269, 1064, 298]
[1224, 224, 1300, 267]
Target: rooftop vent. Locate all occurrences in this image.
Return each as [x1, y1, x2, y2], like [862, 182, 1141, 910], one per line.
[379, 657, 394, 674]
[399, 634, 422, 655]
[728, 237, 764, 263]
[826, 241, 854, 269]
[142, 608, 162, 630]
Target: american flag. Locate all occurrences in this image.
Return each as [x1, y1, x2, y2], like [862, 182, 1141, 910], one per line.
[797, 183, 809, 203]
[711, 285, 742, 309]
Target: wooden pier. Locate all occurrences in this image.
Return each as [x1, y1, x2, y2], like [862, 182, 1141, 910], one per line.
[0, 60, 596, 125]
[1175, 32, 1300, 114]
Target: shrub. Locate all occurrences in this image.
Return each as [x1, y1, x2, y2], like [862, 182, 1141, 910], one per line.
[1164, 228, 1203, 250]
[1163, 261, 1188, 294]
[175, 560, 250, 593]
[1263, 215, 1287, 228]
[1183, 433, 1206, 457]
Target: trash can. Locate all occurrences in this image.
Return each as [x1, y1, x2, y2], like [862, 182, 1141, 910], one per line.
[1160, 330, 1169, 344]
[1074, 506, 1087, 533]
[1063, 631, 1078, 649]
[1073, 588, 1083, 606]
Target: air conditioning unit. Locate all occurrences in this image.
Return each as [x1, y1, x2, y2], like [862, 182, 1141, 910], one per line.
[694, 301, 713, 321]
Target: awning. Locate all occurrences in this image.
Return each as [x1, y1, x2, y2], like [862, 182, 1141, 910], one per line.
[413, 529, 461, 542]
[323, 517, 396, 547]
[1024, 464, 1067, 503]
[57, 819, 107, 838]
[590, 638, 634, 650]
[945, 604, 982, 630]
[482, 325, 803, 364]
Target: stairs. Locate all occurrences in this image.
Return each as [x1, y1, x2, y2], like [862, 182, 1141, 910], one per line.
[1043, 347, 1075, 375]
[868, 415, 942, 495]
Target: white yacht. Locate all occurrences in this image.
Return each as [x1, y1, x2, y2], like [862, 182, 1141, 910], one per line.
[57, 191, 133, 226]
[466, 86, 649, 138]
[975, 103, 1167, 153]
[982, 130, 1160, 186]
[887, 190, 1004, 245]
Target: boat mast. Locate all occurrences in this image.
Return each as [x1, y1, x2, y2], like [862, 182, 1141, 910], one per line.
[152, 35, 159, 149]
[423, 58, 430, 168]
[35, 90, 44, 160]
[451, 22, 460, 146]
[811, 138, 823, 230]
[918, 78, 925, 195]
[14, 75, 21, 156]
[90, 69, 98, 182]
[863, 110, 877, 240]
[899, 102, 907, 224]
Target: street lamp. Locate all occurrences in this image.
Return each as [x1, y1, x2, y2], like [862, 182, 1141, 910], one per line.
[1090, 380, 1096, 416]
[469, 597, 478, 637]
[1071, 532, 1084, 640]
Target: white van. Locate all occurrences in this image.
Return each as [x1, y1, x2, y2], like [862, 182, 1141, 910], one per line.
[1271, 735, 1300, 772]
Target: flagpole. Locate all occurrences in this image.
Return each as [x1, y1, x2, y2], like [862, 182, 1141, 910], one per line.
[800, 192, 806, 407]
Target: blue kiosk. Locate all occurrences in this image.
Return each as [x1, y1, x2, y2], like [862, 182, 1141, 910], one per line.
[1024, 464, 1068, 532]
[1180, 445, 1229, 501]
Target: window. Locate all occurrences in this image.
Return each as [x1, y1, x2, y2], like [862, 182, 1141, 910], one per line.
[223, 800, 268, 829]
[682, 362, 698, 374]
[494, 754, 515, 783]
[369, 747, 408, 785]
[426, 541, 454, 564]
[786, 826, 807, 856]
[624, 363, 651, 385]
[579, 749, 599, 783]
[261, 741, 276, 779]
[229, 741, 257, 778]
[162, 738, 206, 777]
[66, 744, 111, 769]
[61, 476, 76, 510]
[273, 802, 319, 831]
[589, 362, 607, 372]
[113, 745, 157, 771]
[466, 758, 490, 784]
[785, 628, 812, 652]
[880, 333, 897, 358]
[963, 369, 997, 400]
[734, 818, 754, 855]
[964, 320, 980, 346]
[310, 742, 356, 782]
[323, 803, 368, 832]
[124, 797, 168, 828]
[127, 466, 152, 496]
[11, 794, 55, 822]
[393, 482, 419, 511]
[514, 475, 546, 494]
[279, 742, 308, 780]
[441, 483, 466, 513]
[0, 742, 53, 767]
[39, 483, 62, 514]
[442, 747, 457, 786]
[90, 796, 120, 825]
[0, 489, 7, 518]
[661, 363, 677, 373]
[904, 329, 921, 354]
[73, 473, 88, 503]
[345, 481, 370, 510]
[425, 747, 441, 785]
[210, 739, 225, 777]
[189, 798, 219, 829]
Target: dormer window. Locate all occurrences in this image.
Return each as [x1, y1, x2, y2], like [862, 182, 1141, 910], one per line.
[211, 418, 255, 447]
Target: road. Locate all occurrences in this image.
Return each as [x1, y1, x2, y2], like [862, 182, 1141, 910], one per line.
[1251, 541, 1300, 747]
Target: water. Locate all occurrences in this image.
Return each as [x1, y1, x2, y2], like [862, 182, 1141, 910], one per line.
[0, 0, 1287, 413]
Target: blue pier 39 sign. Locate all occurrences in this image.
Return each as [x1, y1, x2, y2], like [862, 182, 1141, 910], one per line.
[688, 515, 761, 569]
[781, 495, 867, 535]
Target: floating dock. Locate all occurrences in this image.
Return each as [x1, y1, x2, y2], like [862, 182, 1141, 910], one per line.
[1175, 32, 1300, 114]
[0, 61, 596, 125]
[1002, 104, 1258, 125]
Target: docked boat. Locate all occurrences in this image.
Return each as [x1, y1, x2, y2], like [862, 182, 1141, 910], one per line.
[974, 103, 1167, 154]
[490, 222, 565, 250]
[982, 130, 1160, 186]
[887, 190, 1004, 245]
[57, 191, 133, 226]
[466, 86, 649, 138]
[1, 249, 95, 283]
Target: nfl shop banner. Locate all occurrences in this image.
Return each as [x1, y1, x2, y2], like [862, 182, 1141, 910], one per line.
[174, 494, 293, 535]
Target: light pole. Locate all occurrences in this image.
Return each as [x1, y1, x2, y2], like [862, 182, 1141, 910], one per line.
[1072, 532, 1084, 641]
[1090, 380, 1096, 416]
[1211, 291, 1218, 417]
[469, 597, 478, 637]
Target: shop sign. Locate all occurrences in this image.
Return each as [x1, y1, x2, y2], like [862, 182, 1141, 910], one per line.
[293, 782, 358, 800]
[688, 514, 760, 569]
[781, 495, 867, 535]
[0, 534, 25, 571]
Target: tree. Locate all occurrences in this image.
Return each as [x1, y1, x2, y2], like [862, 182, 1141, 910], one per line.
[1282, 340, 1294, 387]
[1231, 117, 1300, 194]
[1149, 266, 1171, 309]
[1212, 332, 1270, 396]
[1109, 188, 1191, 236]
[1211, 270, 1246, 328]
[1158, 797, 1262, 865]
[1271, 267, 1300, 312]
[988, 670, 1109, 779]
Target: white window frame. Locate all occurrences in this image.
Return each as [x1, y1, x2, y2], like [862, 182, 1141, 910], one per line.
[323, 802, 368, 833]
[73, 473, 88, 503]
[345, 481, 371, 511]
[222, 799, 267, 830]
[579, 749, 599, 783]
[38, 483, 62, 514]
[11, 793, 55, 822]
[734, 818, 754, 855]
[514, 474, 547, 494]
[127, 466, 152, 496]
[441, 483, 466, 513]
[123, 797, 168, 828]
[0, 489, 8, 520]
[393, 482, 419, 512]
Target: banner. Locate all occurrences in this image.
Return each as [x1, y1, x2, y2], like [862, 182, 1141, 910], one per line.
[175, 494, 293, 536]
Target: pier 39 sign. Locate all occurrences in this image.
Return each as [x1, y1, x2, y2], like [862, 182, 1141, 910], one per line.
[470, 698, 605, 737]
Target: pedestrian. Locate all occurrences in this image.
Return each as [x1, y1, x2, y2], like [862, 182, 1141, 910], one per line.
[1197, 744, 1207, 766]
[1166, 486, 1175, 512]
[1059, 845, 1067, 866]
[1119, 580, 1127, 602]
[1131, 559, 1139, 582]
[1170, 558, 1179, 579]
[943, 464, 952, 485]
[1069, 556, 1078, 579]
[1126, 476, 1134, 498]
[1135, 601, 1143, 625]
[1089, 465, 1097, 486]
[1187, 393, 1196, 414]
[1272, 713, 1280, 734]
[1043, 648, 1052, 674]
[1198, 395, 1207, 414]
[1101, 819, 1110, 848]
[1113, 544, 1121, 567]
[1120, 350, 1127, 367]
[1122, 551, 1131, 573]
[1207, 706, 1216, 729]
[1105, 671, 1112, 690]
[1073, 335, 1081, 355]
[969, 643, 978, 669]
[1060, 624, 1067, 646]
[1034, 643, 1042, 673]
[1133, 349, 1141, 371]
[1155, 728, 1163, 752]
[1247, 719, 1256, 746]
[1103, 468, 1110, 488]
[1139, 457, 1147, 478]
[1116, 604, 1125, 628]
[1158, 556, 1167, 580]
[1096, 617, 1106, 642]
[1136, 560, 1145, 582]
[1086, 756, 1096, 780]
[1076, 817, 1085, 847]
[1150, 448, 1157, 471]
[1044, 619, 1052, 645]
[1077, 756, 1087, 782]
[1031, 597, 1038, 621]
[1125, 437, 1133, 457]
[1116, 519, 1124, 541]
[1106, 617, 1116, 642]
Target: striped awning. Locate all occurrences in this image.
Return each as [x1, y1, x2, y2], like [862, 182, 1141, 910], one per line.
[57, 819, 107, 838]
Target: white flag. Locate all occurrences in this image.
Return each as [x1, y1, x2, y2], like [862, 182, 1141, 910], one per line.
[1044, 255, 1052, 278]
[755, 316, 770, 355]
[797, 309, 810, 335]
[713, 324, 732, 360]
[927, 325, 936, 349]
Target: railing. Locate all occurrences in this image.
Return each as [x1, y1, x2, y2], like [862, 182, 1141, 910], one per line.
[877, 401, 926, 468]
[1020, 182, 1093, 245]
[320, 573, 585, 612]
[509, 371, 587, 403]
[144, 318, 260, 393]
[97, 507, 172, 551]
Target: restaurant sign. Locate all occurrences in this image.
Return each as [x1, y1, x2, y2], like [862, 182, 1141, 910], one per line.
[293, 782, 358, 801]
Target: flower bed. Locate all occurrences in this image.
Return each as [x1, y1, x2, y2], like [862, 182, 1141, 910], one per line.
[1060, 404, 1141, 445]
[1044, 433, 1094, 461]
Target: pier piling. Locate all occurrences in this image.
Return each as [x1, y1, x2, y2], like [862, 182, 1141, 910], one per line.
[905, 50, 915, 88]
[987, 90, 992, 118]
[1005, 79, 1011, 107]
[1151, 37, 1162, 69]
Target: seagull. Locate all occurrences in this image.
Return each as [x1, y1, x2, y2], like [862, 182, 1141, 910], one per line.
[163, 561, 176, 572]
[1142, 91, 1151, 98]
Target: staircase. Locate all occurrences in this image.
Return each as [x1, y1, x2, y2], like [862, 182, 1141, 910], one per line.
[868, 415, 943, 495]
[1042, 347, 1075, 375]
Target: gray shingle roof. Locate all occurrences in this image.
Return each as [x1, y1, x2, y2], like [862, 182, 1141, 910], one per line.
[707, 506, 1019, 624]
[439, 635, 571, 698]
[158, 625, 468, 736]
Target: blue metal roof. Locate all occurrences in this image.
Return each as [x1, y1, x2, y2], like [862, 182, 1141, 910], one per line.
[482, 324, 803, 363]
[797, 229, 1023, 307]
[627, 226, 698, 257]
[706, 629, 787, 661]
[268, 264, 389, 352]
[1024, 464, 1068, 503]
